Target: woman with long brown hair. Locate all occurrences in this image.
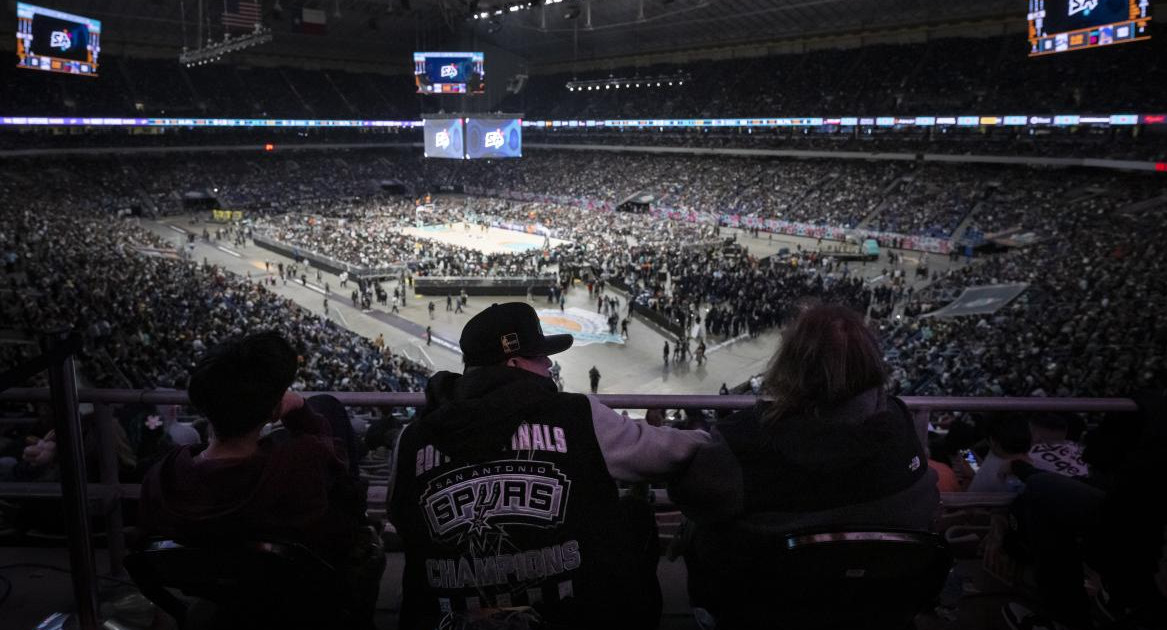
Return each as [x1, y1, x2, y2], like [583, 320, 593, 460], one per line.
[669, 303, 939, 625]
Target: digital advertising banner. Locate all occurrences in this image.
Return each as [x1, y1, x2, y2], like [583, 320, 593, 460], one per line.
[423, 118, 464, 159]
[465, 117, 522, 159]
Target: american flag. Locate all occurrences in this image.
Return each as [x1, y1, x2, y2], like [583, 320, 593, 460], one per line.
[222, 0, 262, 29]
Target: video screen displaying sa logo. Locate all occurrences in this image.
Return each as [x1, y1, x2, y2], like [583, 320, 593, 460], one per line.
[484, 129, 505, 150]
[435, 130, 451, 150]
[1067, 0, 1099, 17]
[440, 64, 459, 79]
[30, 14, 91, 62]
[50, 28, 79, 52]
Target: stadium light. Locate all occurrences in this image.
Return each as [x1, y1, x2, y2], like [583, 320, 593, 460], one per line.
[179, 24, 272, 67]
[565, 72, 690, 93]
[470, 1, 541, 20]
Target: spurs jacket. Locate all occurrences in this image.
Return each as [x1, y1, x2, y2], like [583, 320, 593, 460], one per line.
[387, 366, 708, 629]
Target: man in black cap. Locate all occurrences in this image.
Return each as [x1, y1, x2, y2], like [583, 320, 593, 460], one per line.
[387, 302, 709, 630]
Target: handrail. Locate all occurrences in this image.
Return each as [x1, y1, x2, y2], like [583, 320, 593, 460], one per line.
[0, 388, 1141, 412]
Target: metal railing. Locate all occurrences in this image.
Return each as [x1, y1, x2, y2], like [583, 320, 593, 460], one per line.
[0, 387, 1139, 630]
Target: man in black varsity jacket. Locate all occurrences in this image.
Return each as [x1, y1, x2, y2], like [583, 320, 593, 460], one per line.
[388, 302, 709, 630]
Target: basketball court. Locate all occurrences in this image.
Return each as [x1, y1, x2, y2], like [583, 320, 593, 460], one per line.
[396, 221, 572, 255]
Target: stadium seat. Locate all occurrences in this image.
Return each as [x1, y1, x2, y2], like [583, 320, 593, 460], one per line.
[687, 525, 953, 630]
[124, 539, 356, 630]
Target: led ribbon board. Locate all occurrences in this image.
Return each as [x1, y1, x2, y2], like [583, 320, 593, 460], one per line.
[0, 114, 1162, 129]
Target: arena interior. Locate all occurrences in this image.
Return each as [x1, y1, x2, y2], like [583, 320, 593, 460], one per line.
[0, 0, 1165, 629]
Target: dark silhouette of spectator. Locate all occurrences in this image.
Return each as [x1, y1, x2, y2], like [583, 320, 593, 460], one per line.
[1001, 391, 1167, 630]
[137, 331, 383, 626]
[387, 302, 709, 630]
[669, 304, 938, 626]
[968, 413, 1032, 493]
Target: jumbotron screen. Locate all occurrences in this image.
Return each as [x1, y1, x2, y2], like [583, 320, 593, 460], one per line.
[423, 118, 465, 159]
[1028, 0, 1151, 56]
[465, 118, 522, 159]
[413, 52, 485, 95]
[16, 3, 101, 76]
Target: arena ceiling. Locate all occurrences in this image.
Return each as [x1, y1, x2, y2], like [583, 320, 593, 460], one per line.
[472, 0, 1018, 65]
[31, 0, 1018, 68]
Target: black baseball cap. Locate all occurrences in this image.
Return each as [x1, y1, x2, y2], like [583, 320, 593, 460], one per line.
[460, 302, 573, 367]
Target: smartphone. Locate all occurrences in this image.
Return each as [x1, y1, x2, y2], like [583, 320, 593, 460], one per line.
[961, 449, 980, 473]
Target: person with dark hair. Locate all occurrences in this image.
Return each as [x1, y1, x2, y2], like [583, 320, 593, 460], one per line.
[969, 413, 1032, 493]
[669, 303, 938, 625]
[926, 417, 981, 493]
[387, 302, 709, 630]
[138, 331, 382, 626]
[926, 432, 963, 493]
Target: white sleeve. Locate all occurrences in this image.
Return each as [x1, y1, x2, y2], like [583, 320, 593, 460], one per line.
[587, 396, 711, 482]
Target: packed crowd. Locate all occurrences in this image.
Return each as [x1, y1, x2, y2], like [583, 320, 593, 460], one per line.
[871, 165, 988, 239]
[1, 147, 1161, 249]
[519, 127, 1167, 162]
[0, 169, 430, 394]
[636, 246, 886, 339]
[4, 149, 1165, 405]
[881, 193, 1167, 399]
[965, 170, 1167, 238]
[257, 186, 891, 340]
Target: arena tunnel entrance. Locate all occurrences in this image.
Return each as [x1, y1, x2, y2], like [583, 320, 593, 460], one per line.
[618, 192, 656, 214]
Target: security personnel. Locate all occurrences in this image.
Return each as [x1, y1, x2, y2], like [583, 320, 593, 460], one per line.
[388, 302, 708, 629]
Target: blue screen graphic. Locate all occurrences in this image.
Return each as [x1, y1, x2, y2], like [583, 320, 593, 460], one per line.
[413, 52, 484, 94]
[465, 118, 522, 159]
[423, 118, 464, 159]
[424, 58, 474, 83]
